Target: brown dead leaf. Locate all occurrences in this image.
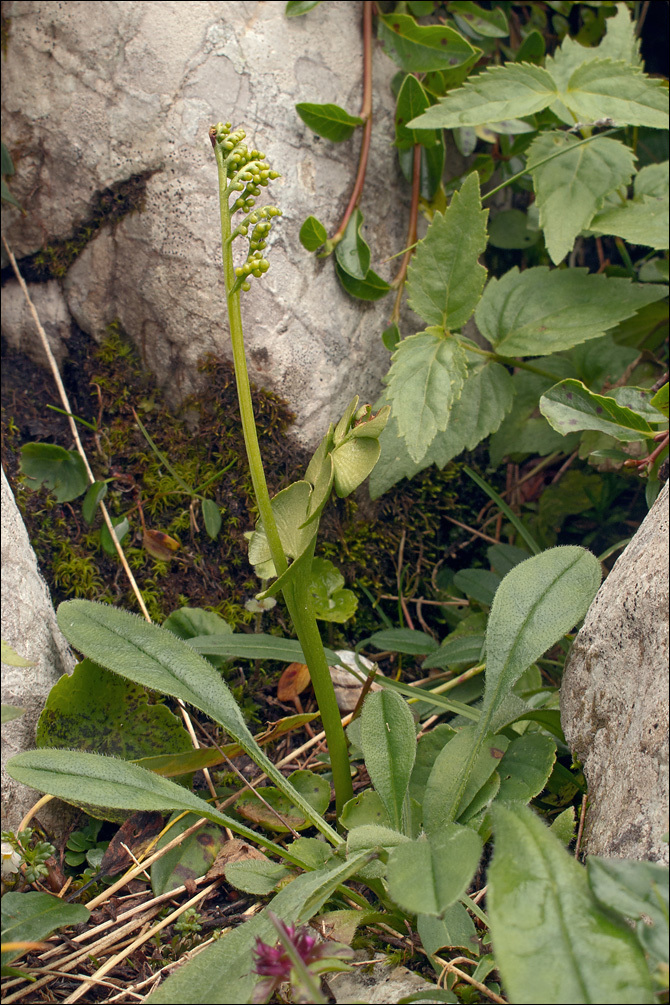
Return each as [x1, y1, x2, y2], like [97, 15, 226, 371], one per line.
[206, 839, 268, 881]
[277, 662, 311, 702]
[143, 529, 181, 560]
[100, 811, 164, 876]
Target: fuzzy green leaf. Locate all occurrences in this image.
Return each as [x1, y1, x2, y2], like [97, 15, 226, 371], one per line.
[527, 132, 637, 264]
[496, 733, 557, 804]
[387, 826, 483, 917]
[395, 74, 435, 149]
[55, 601, 340, 844]
[299, 215, 327, 252]
[225, 859, 292, 896]
[295, 102, 362, 142]
[1, 893, 90, 968]
[361, 690, 417, 832]
[387, 331, 468, 464]
[407, 172, 488, 330]
[476, 267, 667, 357]
[187, 632, 339, 666]
[540, 379, 656, 442]
[418, 903, 479, 958]
[20, 443, 89, 503]
[335, 209, 370, 280]
[423, 724, 508, 832]
[377, 13, 478, 74]
[452, 568, 500, 606]
[488, 804, 653, 1004]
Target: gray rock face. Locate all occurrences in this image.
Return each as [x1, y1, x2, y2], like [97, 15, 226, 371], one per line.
[1, 0, 412, 446]
[1, 468, 76, 835]
[561, 482, 669, 863]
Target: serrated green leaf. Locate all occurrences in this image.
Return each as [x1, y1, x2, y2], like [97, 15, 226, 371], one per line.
[496, 733, 557, 804]
[387, 331, 468, 464]
[395, 74, 435, 149]
[299, 215, 327, 252]
[370, 362, 513, 497]
[81, 480, 108, 525]
[560, 58, 668, 129]
[488, 804, 653, 1004]
[476, 267, 667, 357]
[588, 193, 669, 250]
[201, 498, 221, 540]
[35, 657, 192, 760]
[335, 209, 370, 280]
[295, 102, 362, 142]
[1, 893, 89, 968]
[377, 13, 478, 73]
[635, 161, 669, 199]
[408, 172, 488, 330]
[387, 826, 483, 917]
[334, 262, 391, 301]
[540, 379, 656, 441]
[409, 63, 557, 130]
[20, 443, 89, 503]
[285, 0, 321, 15]
[55, 601, 341, 845]
[514, 30, 545, 65]
[450, 1, 508, 38]
[361, 690, 417, 832]
[596, 4, 641, 66]
[527, 132, 636, 264]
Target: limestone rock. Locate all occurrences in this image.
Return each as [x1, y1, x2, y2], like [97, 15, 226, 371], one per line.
[1, 279, 73, 369]
[324, 952, 444, 1005]
[1, 1, 419, 446]
[1, 467, 76, 835]
[560, 482, 669, 863]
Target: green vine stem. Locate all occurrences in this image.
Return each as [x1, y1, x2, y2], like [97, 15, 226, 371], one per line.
[212, 125, 354, 817]
[323, 0, 373, 254]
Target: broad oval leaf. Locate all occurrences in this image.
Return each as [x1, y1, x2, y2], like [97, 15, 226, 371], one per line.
[1, 892, 89, 968]
[496, 733, 557, 804]
[361, 690, 417, 831]
[295, 102, 362, 142]
[539, 379, 655, 442]
[299, 214, 327, 252]
[19, 443, 89, 503]
[488, 804, 653, 1004]
[201, 498, 221, 540]
[395, 74, 435, 149]
[334, 262, 391, 301]
[331, 436, 380, 496]
[335, 209, 370, 280]
[387, 826, 483, 917]
[377, 13, 478, 74]
[82, 480, 108, 524]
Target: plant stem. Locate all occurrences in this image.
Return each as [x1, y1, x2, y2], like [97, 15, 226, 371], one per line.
[390, 143, 421, 322]
[325, 1, 374, 252]
[214, 144, 289, 580]
[214, 140, 354, 818]
[462, 341, 561, 381]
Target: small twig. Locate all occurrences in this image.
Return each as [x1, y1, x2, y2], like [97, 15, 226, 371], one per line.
[550, 449, 579, 486]
[575, 794, 588, 859]
[390, 143, 421, 313]
[443, 515, 501, 545]
[435, 956, 506, 1004]
[396, 529, 415, 630]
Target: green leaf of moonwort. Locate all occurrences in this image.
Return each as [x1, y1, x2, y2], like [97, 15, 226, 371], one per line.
[395, 74, 435, 150]
[299, 215, 327, 252]
[407, 171, 488, 330]
[527, 132, 637, 264]
[308, 556, 357, 624]
[55, 601, 341, 845]
[361, 690, 417, 832]
[387, 826, 483, 917]
[475, 267, 667, 358]
[19, 443, 89, 503]
[377, 13, 477, 74]
[488, 804, 653, 1005]
[1, 892, 90, 968]
[331, 436, 381, 497]
[295, 102, 362, 143]
[386, 331, 469, 464]
[539, 379, 656, 442]
[369, 362, 513, 498]
[335, 209, 370, 280]
[247, 481, 313, 579]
